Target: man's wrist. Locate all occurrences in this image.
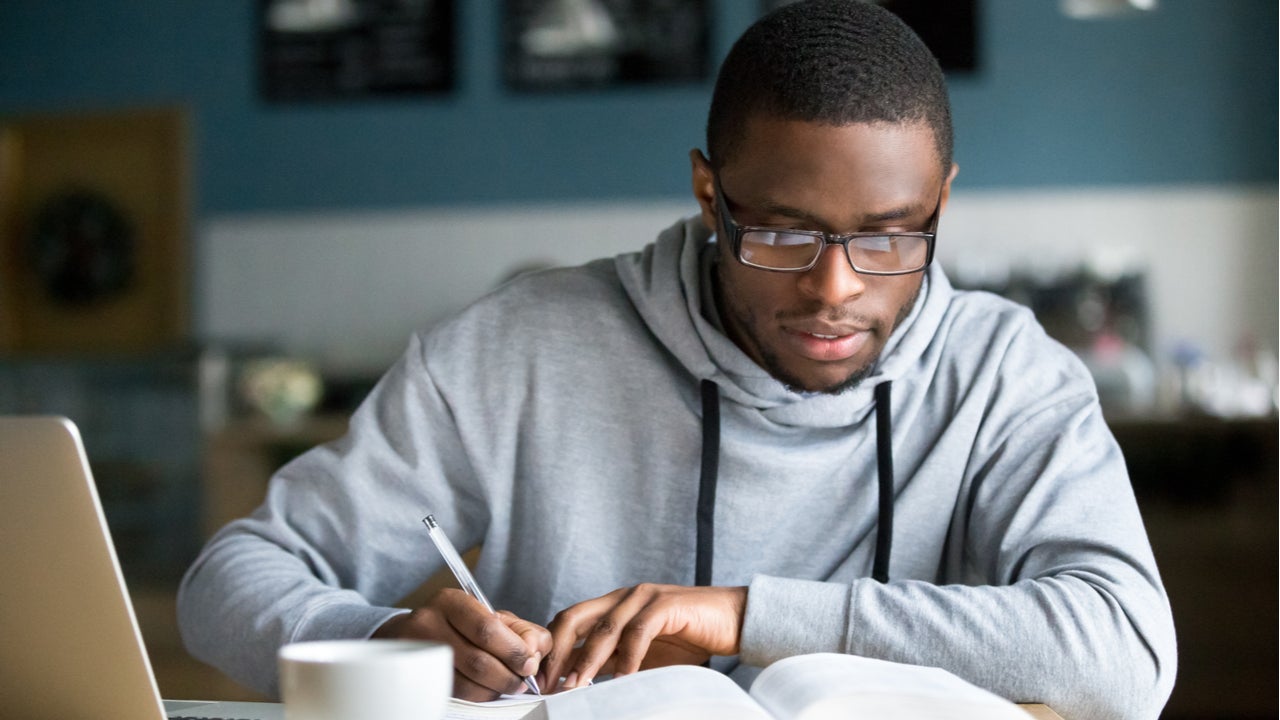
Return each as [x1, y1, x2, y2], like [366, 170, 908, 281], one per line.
[370, 609, 414, 639]
[726, 585, 749, 654]
[738, 575, 849, 666]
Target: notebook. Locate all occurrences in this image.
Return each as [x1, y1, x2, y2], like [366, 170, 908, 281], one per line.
[0, 415, 283, 720]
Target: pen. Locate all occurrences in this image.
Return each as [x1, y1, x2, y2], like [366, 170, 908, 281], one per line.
[422, 515, 542, 696]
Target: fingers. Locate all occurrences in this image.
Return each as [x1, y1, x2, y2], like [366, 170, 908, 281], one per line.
[545, 584, 670, 690]
[503, 611, 555, 662]
[542, 584, 749, 692]
[379, 589, 550, 700]
[542, 589, 619, 691]
[435, 590, 544, 696]
[571, 585, 665, 682]
[500, 610, 553, 689]
[452, 669, 504, 703]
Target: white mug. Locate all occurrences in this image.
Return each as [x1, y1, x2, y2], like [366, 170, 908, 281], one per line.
[278, 639, 453, 720]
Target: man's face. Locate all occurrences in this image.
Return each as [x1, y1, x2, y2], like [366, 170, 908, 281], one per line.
[692, 118, 955, 394]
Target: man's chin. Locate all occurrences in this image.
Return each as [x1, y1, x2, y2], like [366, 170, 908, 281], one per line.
[808, 366, 876, 395]
[773, 359, 877, 396]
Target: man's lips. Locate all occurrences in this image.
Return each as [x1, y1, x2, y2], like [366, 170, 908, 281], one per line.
[782, 325, 870, 362]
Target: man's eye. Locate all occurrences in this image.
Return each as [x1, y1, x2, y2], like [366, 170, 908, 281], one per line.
[772, 233, 815, 248]
[855, 235, 895, 253]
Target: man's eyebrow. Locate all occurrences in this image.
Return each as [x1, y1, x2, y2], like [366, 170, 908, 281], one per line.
[754, 200, 825, 225]
[754, 198, 928, 227]
[863, 203, 927, 223]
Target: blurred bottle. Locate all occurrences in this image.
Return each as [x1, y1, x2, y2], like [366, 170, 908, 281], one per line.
[1082, 330, 1156, 417]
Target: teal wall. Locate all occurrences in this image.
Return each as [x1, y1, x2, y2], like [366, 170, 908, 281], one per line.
[1, 1, 1275, 214]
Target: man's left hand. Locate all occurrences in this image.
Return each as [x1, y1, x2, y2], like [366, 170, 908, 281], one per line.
[539, 584, 747, 691]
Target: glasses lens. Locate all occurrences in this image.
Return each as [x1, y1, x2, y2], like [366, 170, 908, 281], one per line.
[739, 231, 822, 270]
[849, 235, 929, 273]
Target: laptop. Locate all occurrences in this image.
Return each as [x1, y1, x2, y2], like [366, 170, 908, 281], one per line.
[0, 415, 283, 720]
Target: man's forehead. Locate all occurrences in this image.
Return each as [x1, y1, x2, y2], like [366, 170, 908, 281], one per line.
[721, 116, 944, 205]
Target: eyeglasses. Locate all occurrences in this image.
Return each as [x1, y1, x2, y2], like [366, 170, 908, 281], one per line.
[714, 177, 940, 276]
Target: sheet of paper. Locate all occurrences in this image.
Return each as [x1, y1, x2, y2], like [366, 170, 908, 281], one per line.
[447, 693, 544, 720]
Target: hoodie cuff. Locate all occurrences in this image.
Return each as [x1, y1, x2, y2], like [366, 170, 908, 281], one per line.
[739, 574, 851, 667]
[291, 600, 411, 644]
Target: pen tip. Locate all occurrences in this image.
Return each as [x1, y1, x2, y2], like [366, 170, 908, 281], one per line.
[423, 515, 437, 529]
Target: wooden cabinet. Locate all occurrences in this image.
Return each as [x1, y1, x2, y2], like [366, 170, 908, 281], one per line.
[1112, 416, 1278, 719]
[201, 414, 348, 538]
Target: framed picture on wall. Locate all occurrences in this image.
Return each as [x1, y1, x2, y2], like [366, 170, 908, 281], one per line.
[760, 0, 979, 73]
[259, 0, 455, 101]
[504, 0, 710, 91]
[0, 108, 189, 354]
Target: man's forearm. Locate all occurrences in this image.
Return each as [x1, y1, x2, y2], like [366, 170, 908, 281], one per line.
[177, 522, 404, 697]
[739, 572, 1175, 720]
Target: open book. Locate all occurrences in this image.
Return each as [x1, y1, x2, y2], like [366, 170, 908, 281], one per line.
[445, 653, 1033, 720]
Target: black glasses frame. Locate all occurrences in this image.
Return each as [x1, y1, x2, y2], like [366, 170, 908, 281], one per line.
[714, 177, 941, 276]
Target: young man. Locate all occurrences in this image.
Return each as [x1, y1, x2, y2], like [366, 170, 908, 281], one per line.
[179, 2, 1176, 718]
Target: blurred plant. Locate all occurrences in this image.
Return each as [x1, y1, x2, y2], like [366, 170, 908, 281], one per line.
[240, 358, 323, 426]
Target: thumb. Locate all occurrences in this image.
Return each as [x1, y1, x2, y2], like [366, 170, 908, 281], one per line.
[499, 611, 552, 674]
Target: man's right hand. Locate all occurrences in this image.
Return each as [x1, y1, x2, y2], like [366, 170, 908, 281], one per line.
[372, 588, 551, 701]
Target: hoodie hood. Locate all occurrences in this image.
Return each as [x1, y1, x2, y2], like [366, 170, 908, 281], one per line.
[615, 216, 955, 428]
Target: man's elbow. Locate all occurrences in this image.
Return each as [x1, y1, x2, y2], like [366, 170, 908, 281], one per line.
[1052, 627, 1177, 720]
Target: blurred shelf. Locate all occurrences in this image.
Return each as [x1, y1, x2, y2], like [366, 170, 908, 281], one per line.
[202, 413, 349, 539]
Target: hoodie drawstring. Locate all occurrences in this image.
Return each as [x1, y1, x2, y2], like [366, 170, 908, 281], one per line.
[871, 381, 894, 583]
[694, 379, 894, 587]
[695, 379, 721, 587]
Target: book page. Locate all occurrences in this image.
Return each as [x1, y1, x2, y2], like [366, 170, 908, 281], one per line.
[541, 665, 772, 720]
[445, 667, 769, 720]
[749, 654, 1032, 720]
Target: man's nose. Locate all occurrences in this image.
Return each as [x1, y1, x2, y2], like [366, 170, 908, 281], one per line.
[797, 244, 866, 305]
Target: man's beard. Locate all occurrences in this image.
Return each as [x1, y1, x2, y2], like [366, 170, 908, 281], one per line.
[724, 277, 922, 396]
[765, 345, 877, 395]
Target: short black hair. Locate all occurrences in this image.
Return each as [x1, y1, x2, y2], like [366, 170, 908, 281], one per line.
[707, 0, 953, 173]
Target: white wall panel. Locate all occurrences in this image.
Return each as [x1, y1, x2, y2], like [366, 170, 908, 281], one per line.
[198, 186, 1277, 376]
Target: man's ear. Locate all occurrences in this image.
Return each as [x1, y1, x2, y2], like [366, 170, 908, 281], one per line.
[939, 162, 960, 215]
[689, 149, 718, 235]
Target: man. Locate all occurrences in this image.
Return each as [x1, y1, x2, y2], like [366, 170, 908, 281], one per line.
[179, 2, 1176, 718]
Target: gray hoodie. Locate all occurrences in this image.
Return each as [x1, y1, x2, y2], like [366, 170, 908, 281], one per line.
[179, 217, 1176, 719]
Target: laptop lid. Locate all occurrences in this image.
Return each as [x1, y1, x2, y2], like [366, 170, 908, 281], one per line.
[0, 416, 280, 720]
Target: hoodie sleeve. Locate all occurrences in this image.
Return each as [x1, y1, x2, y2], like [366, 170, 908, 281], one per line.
[177, 332, 486, 698]
[739, 339, 1176, 720]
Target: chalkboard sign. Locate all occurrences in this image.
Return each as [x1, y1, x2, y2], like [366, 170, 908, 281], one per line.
[504, 0, 710, 91]
[260, 0, 455, 101]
